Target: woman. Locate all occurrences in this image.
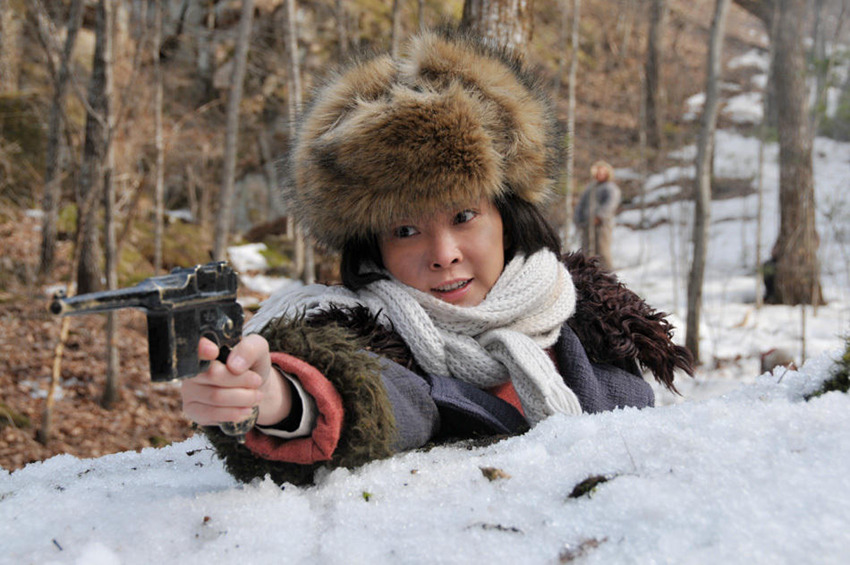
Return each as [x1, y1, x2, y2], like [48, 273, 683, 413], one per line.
[182, 29, 693, 486]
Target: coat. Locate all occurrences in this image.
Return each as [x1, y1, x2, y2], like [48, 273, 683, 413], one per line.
[203, 252, 693, 486]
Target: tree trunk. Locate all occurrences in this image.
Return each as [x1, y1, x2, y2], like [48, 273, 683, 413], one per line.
[770, 0, 823, 305]
[99, 0, 119, 409]
[645, 0, 666, 151]
[616, 0, 637, 60]
[38, 0, 85, 280]
[335, 0, 348, 60]
[755, 5, 779, 310]
[213, 0, 254, 261]
[0, 0, 23, 93]
[686, 0, 731, 364]
[197, 0, 217, 103]
[461, 0, 534, 53]
[285, 0, 303, 267]
[258, 130, 281, 219]
[809, 0, 847, 138]
[391, 0, 403, 58]
[281, 0, 314, 283]
[731, 2, 777, 131]
[77, 0, 115, 294]
[153, 0, 165, 274]
[563, 0, 581, 249]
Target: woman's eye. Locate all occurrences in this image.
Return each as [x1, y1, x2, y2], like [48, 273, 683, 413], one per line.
[393, 225, 418, 238]
[454, 210, 477, 224]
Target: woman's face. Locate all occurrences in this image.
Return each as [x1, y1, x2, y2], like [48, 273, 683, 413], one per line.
[378, 198, 505, 307]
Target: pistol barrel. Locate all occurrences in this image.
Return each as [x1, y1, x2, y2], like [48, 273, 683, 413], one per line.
[50, 284, 161, 316]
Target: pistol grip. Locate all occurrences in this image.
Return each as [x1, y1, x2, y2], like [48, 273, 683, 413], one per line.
[219, 406, 258, 444]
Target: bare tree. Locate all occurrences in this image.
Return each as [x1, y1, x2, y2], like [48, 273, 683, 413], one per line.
[76, 0, 117, 293]
[686, 0, 731, 364]
[37, 0, 85, 279]
[391, 0, 403, 58]
[213, 0, 254, 261]
[809, 0, 847, 138]
[335, 0, 348, 60]
[461, 0, 534, 52]
[0, 0, 23, 93]
[562, 0, 581, 248]
[153, 0, 165, 274]
[616, 0, 637, 60]
[281, 0, 314, 284]
[98, 0, 119, 409]
[770, 0, 824, 305]
[197, 0, 217, 103]
[645, 0, 666, 151]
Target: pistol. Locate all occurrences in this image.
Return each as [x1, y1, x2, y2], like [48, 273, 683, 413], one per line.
[50, 261, 256, 443]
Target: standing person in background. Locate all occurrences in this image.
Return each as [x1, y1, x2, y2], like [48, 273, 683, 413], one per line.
[574, 161, 621, 270]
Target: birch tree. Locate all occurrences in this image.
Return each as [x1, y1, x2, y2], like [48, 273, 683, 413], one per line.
[153, 0, 165, 274]
[98, 0, 119, 408]
[76, 0, 116, 293]
[645, 0, 666, 152]
[213, 0, 254, 261]
[0, 0, 23, 93]
[461, 0, 534, 52]
[37, 0, 84, 279]
[562, 0, 581, 248]
[685, 0, 731, 363]
[391, 0, 403, 58]
[282, 0, 314, 284]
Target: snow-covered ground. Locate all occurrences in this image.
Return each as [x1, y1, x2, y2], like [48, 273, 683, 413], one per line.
[2, 51, 849, 565]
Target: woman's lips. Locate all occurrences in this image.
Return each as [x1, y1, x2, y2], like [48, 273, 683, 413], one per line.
[431, 279, 472, 301]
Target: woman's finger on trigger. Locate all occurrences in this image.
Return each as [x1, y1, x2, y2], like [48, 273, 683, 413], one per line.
[198, 336, 220, 361]
[235, 334, 272, 380]
[227, 334, 270, 375]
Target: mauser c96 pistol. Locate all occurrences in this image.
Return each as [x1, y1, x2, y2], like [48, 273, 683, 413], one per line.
[50, 261, 256, 442]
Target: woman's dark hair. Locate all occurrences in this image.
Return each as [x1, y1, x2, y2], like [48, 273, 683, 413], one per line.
[341, 235, 388, 291]
[340, 191, 562, 291]
[495, 192, 562, 261]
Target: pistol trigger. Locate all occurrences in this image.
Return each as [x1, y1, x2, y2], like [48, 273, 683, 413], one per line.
[216, 345, 231, 364]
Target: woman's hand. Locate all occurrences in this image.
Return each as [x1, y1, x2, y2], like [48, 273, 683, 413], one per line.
[181, 334, 292, 428]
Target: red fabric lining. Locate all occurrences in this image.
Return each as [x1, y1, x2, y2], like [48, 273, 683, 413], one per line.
[243, 352, 344, 464]
[488, 382, 524, 416]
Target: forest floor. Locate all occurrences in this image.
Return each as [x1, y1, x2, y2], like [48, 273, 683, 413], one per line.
[0, 213, 196, 470]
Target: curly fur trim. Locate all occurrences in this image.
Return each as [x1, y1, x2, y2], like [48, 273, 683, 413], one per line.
[203, 311, 398, 486]
[563, 252, 694, 392]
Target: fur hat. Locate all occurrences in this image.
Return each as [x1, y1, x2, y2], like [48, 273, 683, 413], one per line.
[284, 29, 559, 251]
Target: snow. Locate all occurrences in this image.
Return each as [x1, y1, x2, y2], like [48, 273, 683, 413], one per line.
[3, 54, 850, 565]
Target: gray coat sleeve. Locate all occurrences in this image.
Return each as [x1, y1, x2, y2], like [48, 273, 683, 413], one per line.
[553, 324, 654, 412]
[377, 357, 529, 450]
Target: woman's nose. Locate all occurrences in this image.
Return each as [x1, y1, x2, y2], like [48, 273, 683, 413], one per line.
[428, 231, 461, 269]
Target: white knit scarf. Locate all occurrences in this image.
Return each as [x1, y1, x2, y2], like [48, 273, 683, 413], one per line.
[246, 250, 583, 424]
